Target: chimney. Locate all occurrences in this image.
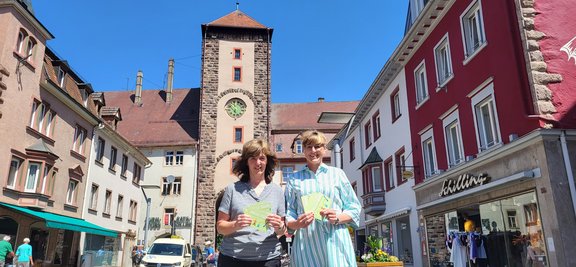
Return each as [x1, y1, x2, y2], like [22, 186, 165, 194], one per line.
[135, 70, 143, 105]
[166, 58, 174, 103]
[318, 97, 325, 102]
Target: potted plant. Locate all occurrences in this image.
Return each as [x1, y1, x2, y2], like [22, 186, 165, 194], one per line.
[358, 235, 403, 267]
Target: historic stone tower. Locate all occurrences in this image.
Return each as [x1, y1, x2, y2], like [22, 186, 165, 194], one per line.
[195, 9, 272, 244]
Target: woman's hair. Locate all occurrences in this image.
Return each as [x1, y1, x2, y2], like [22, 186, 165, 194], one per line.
[300, 130, 327, 148]
[233, 139, 277, 184]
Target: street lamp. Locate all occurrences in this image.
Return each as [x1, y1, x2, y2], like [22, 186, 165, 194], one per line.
[140, 184, 160, 250]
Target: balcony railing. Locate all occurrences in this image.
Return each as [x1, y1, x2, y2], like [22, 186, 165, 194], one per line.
[361, 191, 386, 216]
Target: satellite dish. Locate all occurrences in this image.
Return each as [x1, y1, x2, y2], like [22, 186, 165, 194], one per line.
[166, 175, 175, 184]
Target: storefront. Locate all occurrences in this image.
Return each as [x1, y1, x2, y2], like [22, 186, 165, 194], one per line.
[414, 130, 576, 267]
[0, 202, 117, 267]
[365, 207, 416, 265]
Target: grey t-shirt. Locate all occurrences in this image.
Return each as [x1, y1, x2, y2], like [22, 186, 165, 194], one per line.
[218, 181, 285, 261]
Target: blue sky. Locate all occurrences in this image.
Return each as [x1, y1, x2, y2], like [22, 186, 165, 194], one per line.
[33, 1, 408, 103]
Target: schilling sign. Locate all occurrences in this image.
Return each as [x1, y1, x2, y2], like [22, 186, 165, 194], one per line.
[439, 173, 491, 197]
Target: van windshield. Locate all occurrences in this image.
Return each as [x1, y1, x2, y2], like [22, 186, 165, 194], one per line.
[148, 243, 183, 256]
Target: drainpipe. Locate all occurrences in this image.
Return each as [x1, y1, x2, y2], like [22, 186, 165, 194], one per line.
[334, 139, 342, 169]
[560, 130, 576, 218]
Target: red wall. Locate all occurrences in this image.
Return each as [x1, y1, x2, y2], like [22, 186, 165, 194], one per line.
[535, 0, 576, 128]
[405, 0, 539, 183]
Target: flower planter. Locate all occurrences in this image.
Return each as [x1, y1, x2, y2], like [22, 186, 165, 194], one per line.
[357, 262, 404, 267]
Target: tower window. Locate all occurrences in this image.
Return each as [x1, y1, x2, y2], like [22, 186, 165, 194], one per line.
[233, 67, 242, 81]
[234, 49, 241, 59]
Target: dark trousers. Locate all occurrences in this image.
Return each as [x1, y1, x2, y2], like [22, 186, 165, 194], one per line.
[217, 253, 280, 267]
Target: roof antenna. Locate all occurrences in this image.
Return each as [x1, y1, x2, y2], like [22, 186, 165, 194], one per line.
[236, 1, 239, 10]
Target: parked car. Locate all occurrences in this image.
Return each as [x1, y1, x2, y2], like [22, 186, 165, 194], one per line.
[139, 238, 192, 267]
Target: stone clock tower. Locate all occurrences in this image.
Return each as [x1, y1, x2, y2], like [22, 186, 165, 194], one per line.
[195, 9, 272, 244]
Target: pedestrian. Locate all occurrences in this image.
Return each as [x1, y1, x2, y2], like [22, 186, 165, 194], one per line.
[132, 245, 145, 267]
[14, 238, 33, 267]
[0, 235, 14, 267]
[216, 139, 286, 266]
[204, 241, 215, 266]
[285, 130, 361, 266]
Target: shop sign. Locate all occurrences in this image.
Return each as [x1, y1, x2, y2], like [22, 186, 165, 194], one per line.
[439, 173, 491, 197]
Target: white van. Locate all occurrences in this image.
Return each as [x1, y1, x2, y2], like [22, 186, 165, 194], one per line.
[139, 238, 192, 267]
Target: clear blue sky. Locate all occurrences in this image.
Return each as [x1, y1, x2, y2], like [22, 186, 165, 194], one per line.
[33, 1, 408, 103]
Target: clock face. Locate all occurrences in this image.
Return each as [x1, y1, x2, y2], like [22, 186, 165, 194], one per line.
[225, 98, 247, 118]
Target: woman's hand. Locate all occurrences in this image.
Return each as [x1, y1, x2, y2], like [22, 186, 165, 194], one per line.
[234, 214, 253, 229]
[320, 208, 339, 224]
[294, 212, 315, 229]
[266, 214, 284, 231]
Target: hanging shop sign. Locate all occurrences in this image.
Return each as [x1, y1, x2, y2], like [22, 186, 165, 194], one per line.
[439, 173, 491, 197]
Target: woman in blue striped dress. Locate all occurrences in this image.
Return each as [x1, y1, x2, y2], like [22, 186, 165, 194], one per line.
[285, 130, 362, 267]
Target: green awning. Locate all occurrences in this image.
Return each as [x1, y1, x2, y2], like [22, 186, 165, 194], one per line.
[0, 203, 117, 237]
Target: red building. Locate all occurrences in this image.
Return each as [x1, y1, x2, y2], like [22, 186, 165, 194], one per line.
[401, 0, 576, 266]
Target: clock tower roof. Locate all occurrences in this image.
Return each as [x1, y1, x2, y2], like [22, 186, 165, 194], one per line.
[204, 9, 269, 30]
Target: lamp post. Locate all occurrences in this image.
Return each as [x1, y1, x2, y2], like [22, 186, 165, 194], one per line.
[140, 184, 160, 250]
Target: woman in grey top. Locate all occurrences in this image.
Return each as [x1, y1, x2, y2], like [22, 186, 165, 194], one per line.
[217, 139, 286, 267]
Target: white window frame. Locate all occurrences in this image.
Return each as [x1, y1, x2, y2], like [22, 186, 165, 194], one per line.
[73, 126, 86, 154]
[442, 110, 464, 168]
[460, 0, 487, 61]
[386, 160, 395, 189]
[109, 146, 117, 170]
[420, 128, 438, 179]
[175, 151, 184, 165]
[25, 162, 41, 192]
[121, 154, 128, 176]
[507, 209, 518, 228]
[371, 165, 383, 192]
[165, 151, 174, 166]
[116, 195, 124, 218]
[129, 200, 138, 221]
[66, 180, 77, 205]
[471, 83, 501, 153]
[281, 166, 294, 180]
[89, 184, 98, 210]
[393, 91, 401, 120]
[7, 158, 22, 189]
[162, 177, 182, 196]
[104, 190, 112, 214]
[414, 60, 429, 106]
[434, 33, 454, 88]
[295, 140, 303, 154]
[164, 208, 175, 226]
[96, 137, 105, 162]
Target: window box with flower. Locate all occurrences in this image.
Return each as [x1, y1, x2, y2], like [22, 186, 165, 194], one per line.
[358, 235, 403, 267]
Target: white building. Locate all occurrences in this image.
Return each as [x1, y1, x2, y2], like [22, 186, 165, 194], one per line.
[330, 66, 421, 266]
[80, 101, 151, 267]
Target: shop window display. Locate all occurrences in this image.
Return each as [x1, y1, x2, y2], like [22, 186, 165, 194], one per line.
[426, 191, 547, 267]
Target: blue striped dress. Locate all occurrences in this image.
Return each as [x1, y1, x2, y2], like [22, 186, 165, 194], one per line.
[285, 163, 361, 267]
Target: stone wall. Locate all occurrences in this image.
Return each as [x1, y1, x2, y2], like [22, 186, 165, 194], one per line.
[425, 215, 448, 265]
[195, 30, 271, 245]
[519, 0, 562, 126]
[0, 64, 8, 119]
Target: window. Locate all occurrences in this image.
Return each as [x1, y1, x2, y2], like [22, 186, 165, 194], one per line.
[233, 67, 241, 81]
[129, 200, 138, 222]
[364, 121, 372, 148]
[507, 210, 518, 228]
[73, 126, 87, 154]
[104, 190, 112, 214]
[471, 85, 501, 152]
[39, 164, 53, 195]
[175, 151, 184, 165]
[165, 151, 174, 166]
[116, 195, 124, 218]
[275, 143, 283, 152]
[234, 48, 241, 59]
[434, 34, 453, 86]
[230, 157, 238, 174]
[445, 120, 464, 167]
[25, 162, 41, 192]
[7, 157, 22, 189]
[66, 179, 78, 205]
[162, 177, 182, 196]
[384, 158, 395, 191]
[295, 140, 303, 154]
[421, 128, 437, 179]
[57, 68, 66, 88]
[414, 61, 429, 105]
[121, 154, 128, 177]
[26, 38, 36, 62]
[16, 30, 26, 54]
[395, 148, 407, 184]
[89, 184, 99, 210]
[29, 100, 55, 136]
[409, 0, 428, 22]
[109, 147, 117, 171]
[349, 138, 356, 161]
[391, 87, 401, 121]
[132, 163, 142, 184]
[234, 127, 243, 143]
[96, 138, 105, 162]
[371, 166, 383, 192]
[281, 166, 294, 181]
[164, 208, 175, 226]
[461, 0, 486, 58]
[372, 111, 381, 141]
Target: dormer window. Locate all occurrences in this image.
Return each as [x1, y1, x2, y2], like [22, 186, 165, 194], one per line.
[58, 68, 66, 87]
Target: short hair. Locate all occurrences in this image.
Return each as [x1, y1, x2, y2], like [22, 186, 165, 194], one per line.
[232, 139, 277, 184]
[23, 238, 30, 243]
[300, 130, 327, 148]
[3, 235, 10, 241]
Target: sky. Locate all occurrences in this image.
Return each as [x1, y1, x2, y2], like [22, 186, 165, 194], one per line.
[33, 1, 409, 104]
